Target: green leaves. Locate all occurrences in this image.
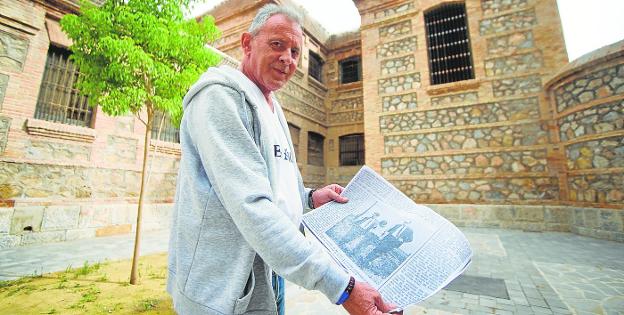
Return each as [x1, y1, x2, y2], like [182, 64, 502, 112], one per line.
[60, 0, 222, 126]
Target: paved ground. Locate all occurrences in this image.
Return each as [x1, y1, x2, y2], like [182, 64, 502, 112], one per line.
[1, 228, 623, 315]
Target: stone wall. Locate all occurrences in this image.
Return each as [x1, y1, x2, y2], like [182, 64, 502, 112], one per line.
[355, 0, 584, 236]
[544, 40, 624, 241]
[0, 0, 180, 248]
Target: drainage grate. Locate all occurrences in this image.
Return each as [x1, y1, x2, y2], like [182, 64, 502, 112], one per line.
[444, 275, 509, 299]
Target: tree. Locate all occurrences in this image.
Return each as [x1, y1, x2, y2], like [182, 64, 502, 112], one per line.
[61, 0, 221, 284]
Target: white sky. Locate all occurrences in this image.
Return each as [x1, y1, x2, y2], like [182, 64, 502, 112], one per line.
[189, 0, 624, 62]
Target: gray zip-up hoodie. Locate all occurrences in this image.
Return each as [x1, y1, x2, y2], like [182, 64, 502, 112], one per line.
[167, 65, 350, 315]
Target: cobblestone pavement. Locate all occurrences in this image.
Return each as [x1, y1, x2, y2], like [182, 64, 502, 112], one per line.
[1, 228, 623, 314]
[286, 228, 624, 315]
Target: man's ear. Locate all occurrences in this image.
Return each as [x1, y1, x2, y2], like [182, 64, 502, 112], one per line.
[241, 32, 253, 56]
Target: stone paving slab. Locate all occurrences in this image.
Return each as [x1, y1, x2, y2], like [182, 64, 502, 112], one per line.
[2, 228, 623, 314]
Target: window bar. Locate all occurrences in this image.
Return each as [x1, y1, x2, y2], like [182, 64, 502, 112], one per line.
[52, 52, 65, 123]
[45, 52, 60, 122]
[65, 60, 78, 123]
[36, 53, 54, 121]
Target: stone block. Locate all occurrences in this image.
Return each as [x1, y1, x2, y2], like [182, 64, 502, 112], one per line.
[10, 206, 44, 234]
[573, 208, 585, 226]
[432, 205, 461, 220]
[142, 221, 163, 231]
[494, 206, 516, 221]
[0, 115, 10, 153]
[0, 208, 13, 233]
[583, 208, 599, 228]
[522, 222, 545, 232]
[599, 209, 623, 232]
[461, 206, 480, 220]
[21, 231, 65, 245]
[545, 223, 570, 232]
[66, 228, 96, 241]
[0, 31, 28, 71]
[95, 224, 132, 237]
[78, 204, 112, 228]
[0, 234, 20, 249]
[478, 206, 497, 221]
[517, 206, 544, 222]
[111, 204, 138, 225]
[41, 206, 80, 231]
[479, 221, 501, 228]
[544, 206, 571, 224]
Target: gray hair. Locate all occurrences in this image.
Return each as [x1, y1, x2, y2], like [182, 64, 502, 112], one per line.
[248, 4, 303, 35]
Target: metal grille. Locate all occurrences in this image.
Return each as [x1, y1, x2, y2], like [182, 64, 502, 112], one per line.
[151, 110, 180, 143]
[35, 46, 93, 127]
[339, 134, 364, 166]
[288, 123, 300, 157]
[340, 56, 361, 84]
[425, 3, 474, 85]
[307, 132, 324, 166]
[308, 51, 323, 82]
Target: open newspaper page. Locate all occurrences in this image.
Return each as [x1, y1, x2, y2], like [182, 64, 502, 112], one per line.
[303, 166, 472, 307]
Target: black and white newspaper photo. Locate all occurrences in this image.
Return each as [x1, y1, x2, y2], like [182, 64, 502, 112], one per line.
[303, 166, 473, 307]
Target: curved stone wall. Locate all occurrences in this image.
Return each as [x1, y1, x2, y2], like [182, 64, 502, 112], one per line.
[545, 40, 624, 241]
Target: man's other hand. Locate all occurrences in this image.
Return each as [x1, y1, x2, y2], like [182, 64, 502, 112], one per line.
[342, 281, 398, 315]
[312, 184, 349, 208]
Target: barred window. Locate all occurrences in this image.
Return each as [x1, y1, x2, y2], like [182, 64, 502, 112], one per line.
[340, 56, 361, 84]
[339, 134, 364, 166]
[288, 123, 300, 157]
[307, 132, 324, 166]
[308, 51, 323, 82]
[151, 111, 180, 143]
[425, 3, 474, 85]
[35, 45, 93, 127]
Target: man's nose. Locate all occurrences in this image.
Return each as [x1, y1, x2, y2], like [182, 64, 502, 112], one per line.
[279, 51, 293, 65]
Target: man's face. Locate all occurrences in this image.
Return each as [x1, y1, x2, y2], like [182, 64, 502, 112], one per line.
[241, 14, 303, 94]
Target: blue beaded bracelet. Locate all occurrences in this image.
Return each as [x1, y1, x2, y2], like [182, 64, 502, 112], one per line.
[336, 276, 355, 305]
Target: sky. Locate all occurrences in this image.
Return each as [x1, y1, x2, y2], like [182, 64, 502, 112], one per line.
[188, 0, 624, 62]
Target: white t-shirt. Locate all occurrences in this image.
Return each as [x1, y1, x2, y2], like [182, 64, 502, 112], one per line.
[258, 101, 303, 225]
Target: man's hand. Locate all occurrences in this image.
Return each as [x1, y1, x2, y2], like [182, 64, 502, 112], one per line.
[342, 281, 398, 315]
[312, 184, 349, 208]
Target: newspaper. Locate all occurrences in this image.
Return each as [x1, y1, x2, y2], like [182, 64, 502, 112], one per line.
[303, 166, 472, 307]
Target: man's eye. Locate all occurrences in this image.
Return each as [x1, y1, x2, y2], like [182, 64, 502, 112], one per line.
[291, 49, 300, 57]
[271, 41, 282, 48]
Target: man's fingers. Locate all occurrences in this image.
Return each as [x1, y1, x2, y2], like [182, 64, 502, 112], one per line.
[329, 189, 349, 203]
[332, 184, 345, 194]
[373, 293, 396, 313]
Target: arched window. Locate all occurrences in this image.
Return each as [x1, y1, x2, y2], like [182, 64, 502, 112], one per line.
[425, 3, 474, 85]
[339, 134, 364, 166]
[307, 132, 324, 166]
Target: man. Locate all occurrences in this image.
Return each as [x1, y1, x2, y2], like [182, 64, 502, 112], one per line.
[167, 4, 397, 315]
[365, 221, 414, 265]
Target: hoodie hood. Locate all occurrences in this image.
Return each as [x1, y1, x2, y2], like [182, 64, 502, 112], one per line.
[182, 65, 267, 112]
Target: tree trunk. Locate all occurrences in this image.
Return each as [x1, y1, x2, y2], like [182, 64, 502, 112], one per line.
[130, 110, 153, 285]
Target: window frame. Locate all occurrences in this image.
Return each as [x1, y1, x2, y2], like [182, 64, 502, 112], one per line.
[307, 131, 325, 166]
[424, 2, 475, 85]
[151, 110, 180, 143]
[34, 45, 94, 128]
[339, 56, 361, 84]
[308, 51, 324, 83]
[288, 123, 300, 158]
[339, 133, 365, 166]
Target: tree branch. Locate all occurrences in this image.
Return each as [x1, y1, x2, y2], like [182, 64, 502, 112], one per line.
[135, 112, 147, 126]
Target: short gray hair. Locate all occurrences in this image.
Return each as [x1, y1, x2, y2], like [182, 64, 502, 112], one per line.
[248, 4, 303, 35]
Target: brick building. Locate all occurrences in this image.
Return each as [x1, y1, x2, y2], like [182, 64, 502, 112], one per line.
[0, 0, 622, 248]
